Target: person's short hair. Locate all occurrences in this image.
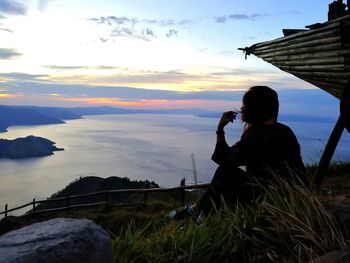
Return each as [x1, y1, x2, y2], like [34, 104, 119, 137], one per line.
[242, 86, 279, 125]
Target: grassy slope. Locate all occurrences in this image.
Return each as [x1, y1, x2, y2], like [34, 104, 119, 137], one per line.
[1, 163, 350, 262]
[309, 162, 350, 198]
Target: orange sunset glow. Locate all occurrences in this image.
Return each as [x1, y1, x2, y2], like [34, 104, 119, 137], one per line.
[56, 97, 240, 109]
[0, 93, 18, 98]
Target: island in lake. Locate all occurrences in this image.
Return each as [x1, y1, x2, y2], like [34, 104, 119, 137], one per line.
[0, 135, 64, 159]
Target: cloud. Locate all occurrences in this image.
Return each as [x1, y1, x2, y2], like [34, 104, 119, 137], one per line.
[0, 0, 27, 15]
[61, 69, 197, 86]
[143, 19, 192, 27]
[99, 37, 108, 43]
[35, 65, 287, 93]
[44, 65, 90, 71]
[0, 12, 13, 32]
[215, 13, 269, 23]
[89, 16, 192, 42]
[37, 0, 57, 12]
[166, 29, 178, 38]
[90, 16, 192, 27]
[44, 64, 124, 71]
[144, 28, 155, 37]
[0, 72, 47, 81]
[0, 48, 21, 59]
[97, 65, 120, 70]
[0, 71, 339, 116]
[0, 27, 12, 32]
[89, 16, 137, 26]
[1, 77, 242, 101]
[90, 16, 157, 41]
[110, 26, 156, 41]
[144, 19, 174, 26]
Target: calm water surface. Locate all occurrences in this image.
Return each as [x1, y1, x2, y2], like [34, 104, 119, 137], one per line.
[1, 114, 349, 215]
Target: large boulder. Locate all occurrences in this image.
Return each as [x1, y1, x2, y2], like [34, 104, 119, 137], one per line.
[0, 218, 113, 263]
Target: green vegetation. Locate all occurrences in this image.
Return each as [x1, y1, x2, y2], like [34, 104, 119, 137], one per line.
[307, 162, 350, 198]
[110, 174, 350, 262]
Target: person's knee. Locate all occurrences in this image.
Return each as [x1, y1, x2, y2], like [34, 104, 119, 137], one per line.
[212, 164, 231, 184]
[211, 165, 246, 188]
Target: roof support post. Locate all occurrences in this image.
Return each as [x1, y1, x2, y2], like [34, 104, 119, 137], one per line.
[313, 115, 345, 187]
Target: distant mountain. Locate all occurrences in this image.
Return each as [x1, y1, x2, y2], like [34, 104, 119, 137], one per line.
[0, 106, 66, 132]
[279, 114, 336, 123]
[0, 104, 338, 134]
[69, 106, 137, 115]
[0, 105, 214, 132]
[24, 106, 82, 120]
[0, 135, 63, 159]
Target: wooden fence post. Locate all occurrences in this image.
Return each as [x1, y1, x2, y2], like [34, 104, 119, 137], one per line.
[0, 184, 210, 216]
[66, 196, 70, 210]
[143, 192, 148, 205]
[107, 191, 112, 205]
[180, 178, 186, 206]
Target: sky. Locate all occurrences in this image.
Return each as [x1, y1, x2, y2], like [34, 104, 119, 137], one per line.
[0, 0, 339, 111]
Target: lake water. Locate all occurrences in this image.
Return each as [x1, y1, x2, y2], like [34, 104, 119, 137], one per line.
[1, 114, 350, 216]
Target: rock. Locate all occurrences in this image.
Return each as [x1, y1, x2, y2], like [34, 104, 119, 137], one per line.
[0, 218, 113, 263]
[311, 250, 350, 263]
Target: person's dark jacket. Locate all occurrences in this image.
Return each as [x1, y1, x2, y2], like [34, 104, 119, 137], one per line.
[211, 122, 308, 185]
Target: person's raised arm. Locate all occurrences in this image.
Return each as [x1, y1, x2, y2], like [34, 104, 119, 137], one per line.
[216, 111, 237, 143]
[212, 111, 238, 164]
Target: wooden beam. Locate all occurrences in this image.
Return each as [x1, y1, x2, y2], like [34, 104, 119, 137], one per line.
[254, 20, 341, 48]
[313, 116, 345, 187]
[340, 80, 350, 133]
[255, 36, 342, 55]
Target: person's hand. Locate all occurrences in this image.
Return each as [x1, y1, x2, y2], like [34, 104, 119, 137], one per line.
[217, 111, 237, 131]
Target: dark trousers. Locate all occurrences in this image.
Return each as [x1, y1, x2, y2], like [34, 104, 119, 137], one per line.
[198, 165, 254, 215]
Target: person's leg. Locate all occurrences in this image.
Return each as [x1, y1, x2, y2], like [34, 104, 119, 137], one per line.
[169, 165, 250, 220]
[197, 165, 249, 215]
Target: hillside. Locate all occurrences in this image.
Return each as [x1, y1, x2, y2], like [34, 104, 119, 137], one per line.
[0, 106, 66, 132]
[35, 176, 161, 211]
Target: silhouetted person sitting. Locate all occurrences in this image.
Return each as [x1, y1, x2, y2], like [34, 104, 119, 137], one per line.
[169, 86, 308, 220]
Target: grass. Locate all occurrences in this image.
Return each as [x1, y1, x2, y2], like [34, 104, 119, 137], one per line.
[0, 200, 176, 236]
[110, 172, 350, 262]
[309, 162, 350, 198]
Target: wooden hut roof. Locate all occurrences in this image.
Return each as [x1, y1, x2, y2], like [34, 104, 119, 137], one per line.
[241, 13, 350, 99]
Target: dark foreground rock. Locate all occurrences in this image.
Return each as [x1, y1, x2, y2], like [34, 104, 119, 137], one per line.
[0, 135, 63, 159]
[0, 218, 112, 263]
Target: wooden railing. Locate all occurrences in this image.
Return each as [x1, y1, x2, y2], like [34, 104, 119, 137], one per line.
[0, 183, 210, 217]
